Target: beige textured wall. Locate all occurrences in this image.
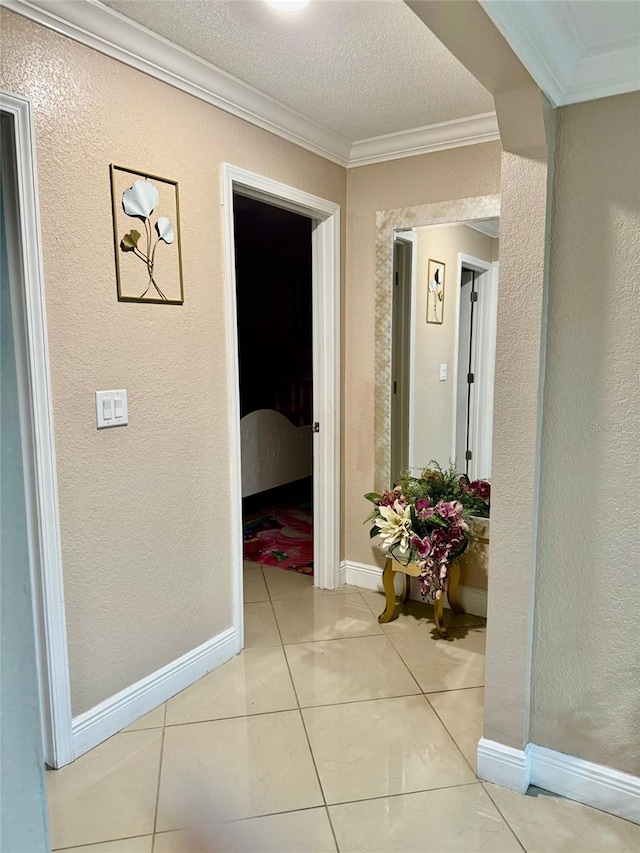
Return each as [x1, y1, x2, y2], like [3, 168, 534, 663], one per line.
[531, 92, 640, 775]
[0, 10, 346, 715]
[482, 145, 552, 751]
[411, 223, 495, 470]
[345, 144, 502, 566]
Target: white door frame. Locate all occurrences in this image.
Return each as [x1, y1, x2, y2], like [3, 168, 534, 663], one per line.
[451, 252, 498, 479]
[222, 164, 341, 643]
[1, 90, 73, 769]
[392, 229, 418, 471]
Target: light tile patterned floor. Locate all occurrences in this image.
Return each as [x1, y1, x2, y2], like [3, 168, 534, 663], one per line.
[48, 565, 640, 852]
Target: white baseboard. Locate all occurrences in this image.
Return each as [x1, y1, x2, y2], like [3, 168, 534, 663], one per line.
[529, 744, 640, 825]
[71, 626, 238, 758]
[477, 738, 531, 793]
[343, 559, 385, 590]
[478, 738, 640, 824]
[342, 559, 488, 618]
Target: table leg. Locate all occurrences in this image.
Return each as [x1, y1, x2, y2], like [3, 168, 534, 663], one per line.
[378, 557, 398, 623]
[447, 561, 464, 615]
[433, 593, 447, 637]
[401, 571, 411, 603]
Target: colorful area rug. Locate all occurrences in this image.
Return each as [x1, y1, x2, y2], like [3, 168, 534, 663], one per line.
[244, 505, 313, 575]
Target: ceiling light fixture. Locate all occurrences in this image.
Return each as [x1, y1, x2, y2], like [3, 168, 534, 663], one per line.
[265, 0, 311, 12]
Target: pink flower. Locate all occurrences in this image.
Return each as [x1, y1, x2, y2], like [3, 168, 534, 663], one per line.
[392, 485, 408, 507]
[435, 500, 464, 520]
[415, 497, 434, 521]
[470, 480, 491, 502]
[448, 526, 465, 550]
[431, 528, 446, 546]
[463, 479, 491, 503]
[411, 534, 432, 558]
[377, 490, 395, 507]
[378, 486, 407, 508]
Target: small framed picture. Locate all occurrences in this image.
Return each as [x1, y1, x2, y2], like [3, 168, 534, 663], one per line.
[426, 259, 445, 324]
[110, 164, 184, 304]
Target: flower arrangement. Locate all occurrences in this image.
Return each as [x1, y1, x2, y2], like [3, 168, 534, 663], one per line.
[365, 463, 490, 602]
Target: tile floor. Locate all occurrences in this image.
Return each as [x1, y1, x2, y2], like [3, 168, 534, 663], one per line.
[47, 564, 640, 852]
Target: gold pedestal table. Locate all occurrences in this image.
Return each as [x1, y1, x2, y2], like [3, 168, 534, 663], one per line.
[377, 556, 463, 637]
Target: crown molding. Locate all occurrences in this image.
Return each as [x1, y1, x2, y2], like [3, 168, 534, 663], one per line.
[466, 219, 500, 239]
[347, 113, 500, 168]
[4, 0, 502, 168]
[480, 0, 640, 107]
[3, 0, 352, 166]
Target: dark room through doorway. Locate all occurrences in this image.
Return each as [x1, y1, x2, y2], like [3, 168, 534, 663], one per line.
[233, 193, 315, 578]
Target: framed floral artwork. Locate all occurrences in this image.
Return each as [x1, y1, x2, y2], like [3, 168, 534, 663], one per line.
[426, 259, 445, 324]
[109, 164, 184, 304]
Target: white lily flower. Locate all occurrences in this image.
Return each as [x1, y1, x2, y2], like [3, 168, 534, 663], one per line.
[155, 216, 175, 244]
[377, 500, 412, 554]
[122, 180, 160, 218]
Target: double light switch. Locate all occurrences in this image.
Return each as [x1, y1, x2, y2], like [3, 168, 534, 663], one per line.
[96, 390, 128, 429]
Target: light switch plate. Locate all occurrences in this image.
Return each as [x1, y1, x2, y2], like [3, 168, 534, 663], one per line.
[439, 363, 447, 381]
[96, 390, 128, 429]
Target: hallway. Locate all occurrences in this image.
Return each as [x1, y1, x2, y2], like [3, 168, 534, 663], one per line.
[46, 568, 639, 852]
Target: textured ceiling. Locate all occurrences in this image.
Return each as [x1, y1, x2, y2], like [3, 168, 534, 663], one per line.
[101, 0, 494, 141]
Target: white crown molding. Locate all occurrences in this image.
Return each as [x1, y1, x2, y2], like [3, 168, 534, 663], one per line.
[466, 219, 500, 239]
[5, 0, 500, 168]
[348, 113, 501, 168]
[480, 0, 640, 107]
[3, 0, 352, 166]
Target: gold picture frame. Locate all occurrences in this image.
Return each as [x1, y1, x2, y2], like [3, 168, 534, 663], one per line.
[426, 258, 445, 324]
[110, 164, 184, 304]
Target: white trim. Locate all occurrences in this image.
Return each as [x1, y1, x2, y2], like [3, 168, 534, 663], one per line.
[393, 230, 418, 470]
[529, 744, 640, 825]
[72, 628, 237, 758]
[477, 738, 531, 794]
[342, 560, 488, 619]
[0, 90, 73, 769]
[4, 0, 500, 168]
[451, 253, 494, 479]
[222, 165, 341, 595]
[342, 560, 386, 591]
[474, 261, 498, 480]
[480, 0, 640, 107]
[466, 220, 500, 239]
[348, 113, 501, 168]
[4, 0, 350, 167]
[478, 740, 640, 824]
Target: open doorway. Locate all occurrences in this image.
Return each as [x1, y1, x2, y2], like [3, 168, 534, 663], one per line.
[454, 253, 497, 481]
[390, 231, 416, 485]
[222, 164, 341, 650]
[233, 194, 315, 578]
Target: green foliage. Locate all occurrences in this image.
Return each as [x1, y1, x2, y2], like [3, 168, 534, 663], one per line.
[399, 461, 461, 505]
[399, 461, 489, 520]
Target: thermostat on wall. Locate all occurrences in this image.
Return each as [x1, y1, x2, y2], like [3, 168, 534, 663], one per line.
[96, 390, 128, 429]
